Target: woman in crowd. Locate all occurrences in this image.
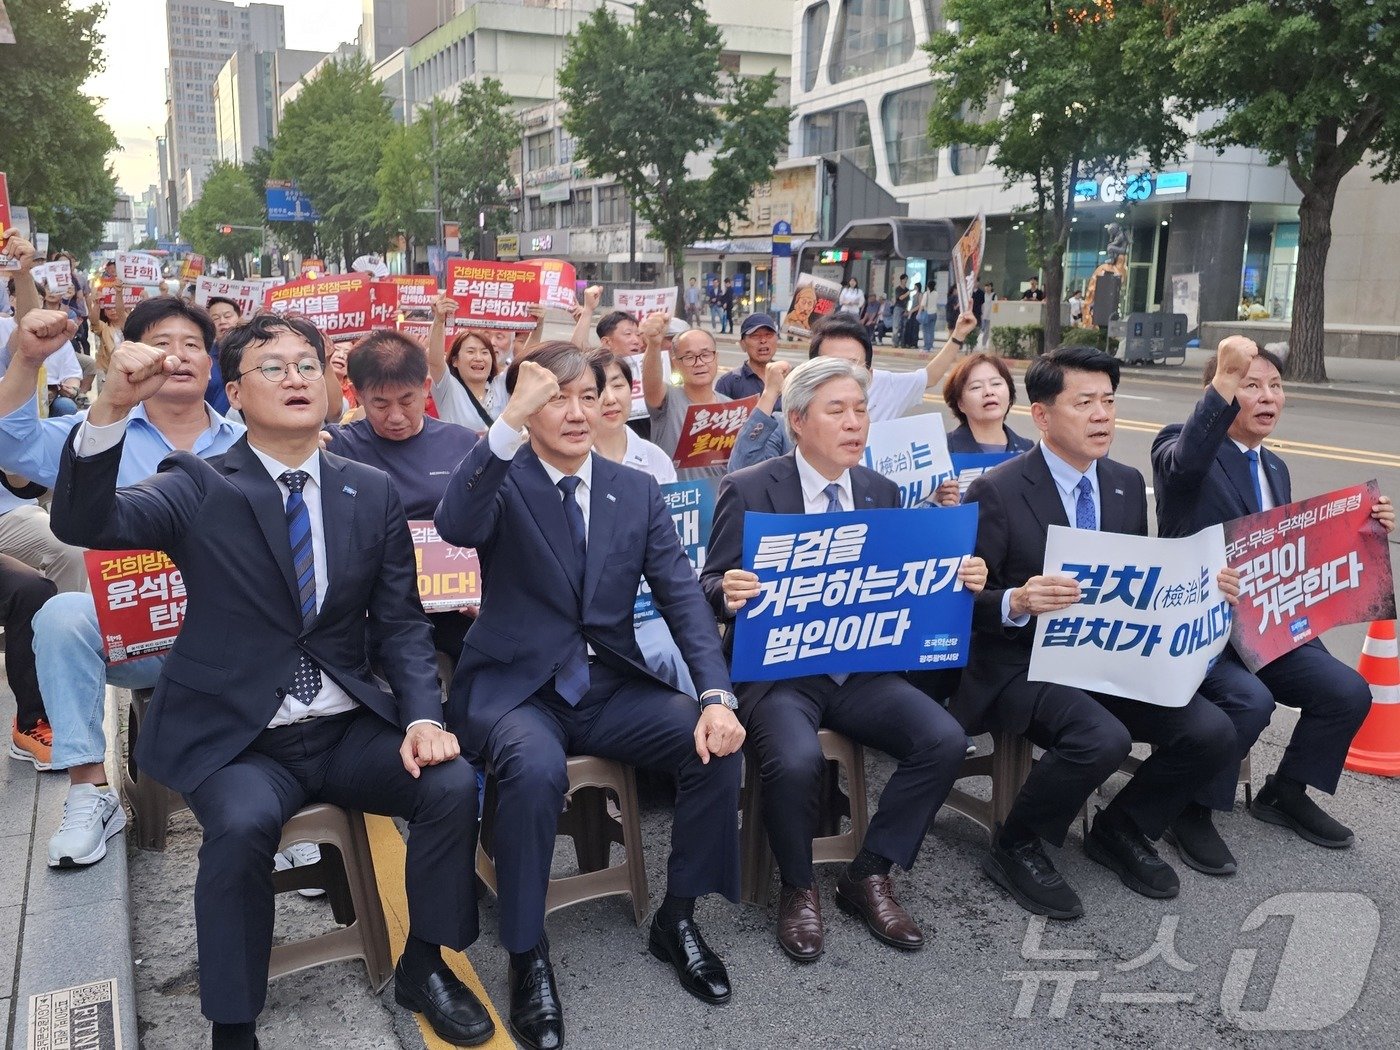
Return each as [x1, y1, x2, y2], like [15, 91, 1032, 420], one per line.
[942, 351, 1035, 454]
[436, 329, 505, 434]
[838, 277, 863, 316]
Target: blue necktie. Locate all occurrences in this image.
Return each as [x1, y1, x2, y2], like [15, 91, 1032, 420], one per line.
[554, 476, 590, 705]
[1074, 475, 1097, 531]
[1244, 448, 1266, 512]
[823, 483, 844, 513]
[281, 470, 321, 705]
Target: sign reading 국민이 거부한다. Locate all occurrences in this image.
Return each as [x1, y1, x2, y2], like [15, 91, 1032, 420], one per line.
[1029, 524, 1232, 707]
[634, 479, 717, 625]
[862, 415, 955, 508]
[731, 506, 978, 681]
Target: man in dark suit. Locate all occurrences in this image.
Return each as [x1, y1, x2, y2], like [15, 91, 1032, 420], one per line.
[45, 311, 492, 1050]
[434, 343, 745, 1050]
[702, 357, 982, 962]
[957, 346, 1238, 921]
[1152, 337, 1392, 857]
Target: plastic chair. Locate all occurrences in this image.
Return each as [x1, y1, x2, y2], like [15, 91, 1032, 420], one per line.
[941, 731, 1034, 839]
[119, 687, 189, 850]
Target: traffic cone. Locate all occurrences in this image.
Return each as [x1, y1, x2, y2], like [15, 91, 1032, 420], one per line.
[1345, 620, 1400, 777]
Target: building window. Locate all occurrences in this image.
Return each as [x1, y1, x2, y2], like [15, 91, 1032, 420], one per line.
[597, 184, 628, 226]
[947, 88, 1002, 176]
[571, 188, 592, 227]
[882, 85, 937, 184]
[921, 0, 945, 39]
[802, 3, 829, 92]
[828, 0, 915, 83]
[526, 131, 555, 172]
[801, 101, 874, 178]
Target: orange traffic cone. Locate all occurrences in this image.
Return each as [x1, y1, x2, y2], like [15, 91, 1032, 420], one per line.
[1345, 620, 1400, 777]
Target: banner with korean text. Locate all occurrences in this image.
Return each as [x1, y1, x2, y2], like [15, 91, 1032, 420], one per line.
[371, 276, 439, 327]
[781, 273, 841, 340]
[446, 259, 541, 331]
[1223, 481, 1395, 673]
[116, 251, 163, 285]
[85, 549, 186, 663]
[32, 261, 73, 297]
[951, 451, 1019, 496]
[265, 273, 374, 339]
[634, 480, 717, 624]
[1029, 524, 1231, 707]
[96, 283, 148, 310]
[863, 415, 955, 507]
[196, 276, 268, 316]
[409, 521, 481, 611]
[535, 259, 577, 310]
[674, 396, 758, 470]
[624, 351, 668, 421]
[731, 506, 978, 681]
[613, 287, 678, 321]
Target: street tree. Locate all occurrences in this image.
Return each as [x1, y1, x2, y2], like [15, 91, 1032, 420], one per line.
[0, 0, 118, 255]
[179, 162, 263, 278]
[925, 0, 1184, 350]
[1167, 1, 1400, 383]
[558, 0, 789, 292]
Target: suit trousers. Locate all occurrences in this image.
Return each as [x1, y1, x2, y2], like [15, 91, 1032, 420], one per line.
[994, 675, 1236, 846]
[1195, 641, 1372, 810]
[183, 708, 479, 1023]
[744, 672, 966, 887]
[483, 661, 741, 954]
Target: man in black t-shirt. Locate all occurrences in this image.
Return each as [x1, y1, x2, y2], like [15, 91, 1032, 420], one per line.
[1021, 278, 1046, 302]
[891, 274, 911, 347]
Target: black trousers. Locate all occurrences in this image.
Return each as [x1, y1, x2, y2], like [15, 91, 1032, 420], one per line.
[183, 709, 479, 1023]
[2, 553, 56, 729]
[483, 661, 741, 953]
[991, 674, 1237, 846]
[744, 672, 965, 887]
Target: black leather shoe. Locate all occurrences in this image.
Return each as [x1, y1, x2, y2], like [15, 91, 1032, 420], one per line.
[982, 833, 1084, 920]
[393, 959, 495, 1047]
[647, 916, 731, 1004]
[1084, 807, 1179, 899]
[1165, 803, 1238, 875]
[1250, 773, 1355, 849]
[508, 952, 564, 1050]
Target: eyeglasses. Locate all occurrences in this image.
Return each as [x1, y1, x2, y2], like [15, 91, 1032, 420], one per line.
[677, 350, 716, 365]
[239, 359, 325, 382]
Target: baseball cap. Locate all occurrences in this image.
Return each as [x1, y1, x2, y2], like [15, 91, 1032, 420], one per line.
[666, 317, 689, 337]
[740, 313, 778, 336]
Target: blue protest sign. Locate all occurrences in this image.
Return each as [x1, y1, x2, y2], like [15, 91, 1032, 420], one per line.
[863, 415, 954, 507]
[951, 451, 1019, 495]
[265, 181, 321, 223]
[731, 506, 978, 681]
[634, 479, 717, 624]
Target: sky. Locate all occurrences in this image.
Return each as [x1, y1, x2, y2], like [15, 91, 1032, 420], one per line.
[80, 0, 364, 196]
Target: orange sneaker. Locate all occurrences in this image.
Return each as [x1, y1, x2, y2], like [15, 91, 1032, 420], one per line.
[10, 717, 54, 770]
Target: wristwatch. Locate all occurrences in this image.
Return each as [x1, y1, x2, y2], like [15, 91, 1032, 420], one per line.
[700, 689, 739, 712]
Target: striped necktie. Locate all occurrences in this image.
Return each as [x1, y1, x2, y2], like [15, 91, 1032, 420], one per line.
[281, 470, 322, 705]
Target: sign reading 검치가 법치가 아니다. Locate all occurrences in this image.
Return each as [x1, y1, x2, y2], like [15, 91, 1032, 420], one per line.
[863, 414, 955, 508]
[446, 259, 543, 332]
[673, 396, 758, 470]
[1223, 481, 1396, 673]
[1028, 524, 1232, 707]
[265, 273, 374, 339]
[731, 506, 978, 681]
[409, 520, 481, 612]
[85, 549, 186, 664]
[634, 480, 717, 625]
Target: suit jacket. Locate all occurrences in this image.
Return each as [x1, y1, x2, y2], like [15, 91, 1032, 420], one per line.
[952, 446, 1148, 733]
[701, 452, 896, 719]
[945, 422, 1035, 455]
[1151, 385, 1291, 538]
[434, 439, 731, 747]
[50, 435, 441, 794]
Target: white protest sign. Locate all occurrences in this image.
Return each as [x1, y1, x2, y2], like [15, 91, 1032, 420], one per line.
[34, 231, 49, 254]
[613, 287, 678, 321]
[1029, 524, 1231, 707]
[195, 276, 266, 317]
[862, 415, 954, 508]
[32, 261, 73, 296]
[116, 251, 163, 285]
[623, 350, 669, 421]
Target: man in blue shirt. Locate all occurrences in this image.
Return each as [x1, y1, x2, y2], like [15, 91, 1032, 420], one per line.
[714, 313, 778, 401]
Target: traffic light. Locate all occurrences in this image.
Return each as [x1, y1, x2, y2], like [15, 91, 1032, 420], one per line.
[217, 225, 233, 235]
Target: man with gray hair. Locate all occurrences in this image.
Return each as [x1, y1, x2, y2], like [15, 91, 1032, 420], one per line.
[701, 356, 986, 963]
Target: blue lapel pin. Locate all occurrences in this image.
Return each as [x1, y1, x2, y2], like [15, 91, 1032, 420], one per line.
[343, 485, 357, 496]
[606, 492, 616, 503]
[1114, 488, 1124, 496]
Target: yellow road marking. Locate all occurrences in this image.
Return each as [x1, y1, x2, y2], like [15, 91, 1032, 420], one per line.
[365, 814, 514, 1049]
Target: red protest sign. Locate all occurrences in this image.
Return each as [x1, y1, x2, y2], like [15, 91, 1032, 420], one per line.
[179, 254, 205, 281]
[446, 259, 541, 331]
[370, 276, 438, 328]
[0, 173, 16, 271]
[85, 549, 187, 663]
[409, 520, 481, 611]
[673, 395, 758, 470]
[1224, 481, 1396, 672]
[96, 282, 149, 310]
[397, 318, 435, 347]
[265, 273, 374, 339]
[534, 259, 577, 310]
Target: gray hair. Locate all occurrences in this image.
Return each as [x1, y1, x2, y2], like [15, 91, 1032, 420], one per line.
[782, 356, 870, 441]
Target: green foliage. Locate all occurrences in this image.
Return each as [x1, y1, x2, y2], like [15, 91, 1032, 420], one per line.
[179, 163, 263, 279]
[990, 324, 1044, 359]
[1056, 325, 1120, 355]
[0, 0, 118, 255]
[559, 0, 790, 286]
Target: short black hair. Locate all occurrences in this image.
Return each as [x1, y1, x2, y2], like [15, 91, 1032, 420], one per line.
[595, 311, 634, 340]
[122, 296, 216, 352]
[506, 341, 605, 396]
[592, 347, 632, 385]
[347, 331, 428, 393]
[205, 296, 243, 316]
[808, 313, 874, 368]
[219, 313, 327, 383]
[1024, 345, 1121, 405]
[1200, 343, 1285, 386]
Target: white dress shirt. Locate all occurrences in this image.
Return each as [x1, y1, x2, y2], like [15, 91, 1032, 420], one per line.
[794, 446, 853, 513]
[1230, 439, 1276, 510]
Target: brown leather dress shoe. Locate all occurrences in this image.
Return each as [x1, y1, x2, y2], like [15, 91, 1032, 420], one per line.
[776, 884, 824, 962]
[834, 870, 924, 950]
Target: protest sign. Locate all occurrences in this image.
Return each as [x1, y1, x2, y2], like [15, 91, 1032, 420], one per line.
[674, 395, 758, 471]
[951, 211, 986, 316]
[863, 415, 955, 507]
[446, 259, 542, 331]
[117, 251, 163, 285]
[634, 480, 717, 624]
[180, 254, 206, 281]
[950, 451, 1019, 496]
[1029, 524, 1231, 707]
[731, 506, 978, 681]
[613, 287, 678, 321]
[96, 282, 148, 310]
[408, 521, 481, 612]
[265, 273, 374, 339]
[0, 172, 15, 270]
[781, 273, 841, 339]
[371, 275, 440, 328]
[85, 549, 186, 663]
[534, 259, 577, 310]
[33, 231, 48, 255]
[1223, 481, 1395, 673]
[196, 275, 265, 316]
[397, 318, 435, 347]
[623, 351, 668, 421]
[32, 261, 73, 296]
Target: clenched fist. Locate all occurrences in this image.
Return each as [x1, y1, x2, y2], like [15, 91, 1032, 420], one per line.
[10, 309, 77, 367]
[500, 359, 560, 430]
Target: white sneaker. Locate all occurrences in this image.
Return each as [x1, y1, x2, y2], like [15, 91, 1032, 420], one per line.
[273, 840, 326, 898]
[48, 784, 127, 868]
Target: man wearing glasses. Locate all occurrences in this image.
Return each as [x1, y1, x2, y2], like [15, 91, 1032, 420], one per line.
[641, 324, 731, 481]
[43, 309, 492, 1050]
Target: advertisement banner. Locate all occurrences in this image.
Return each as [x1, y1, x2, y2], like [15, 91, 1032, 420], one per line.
[85, 549, 186, 663]
[1223, 482, 1395, 672]
[613, 287, 678, 321]
[116, 251, 163, 286]
[673, 395, 759, 471]
[781, 273, 841, 340]
[265, 274, 374, 339]
[731, 506, 978, 681]
[409, 520, 482, 612]
[446, 259, 542, 331]
[195, 276, 266, 316]
[1029, 525, 1231, 707]
[634, 480, 717, 624]
[863, 415, 955, 507]
[1170, 271, 1201, 333]
[534, 259, 577, 310]
[951, 211, 987, 316]
[950, 451, 1020, 496]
